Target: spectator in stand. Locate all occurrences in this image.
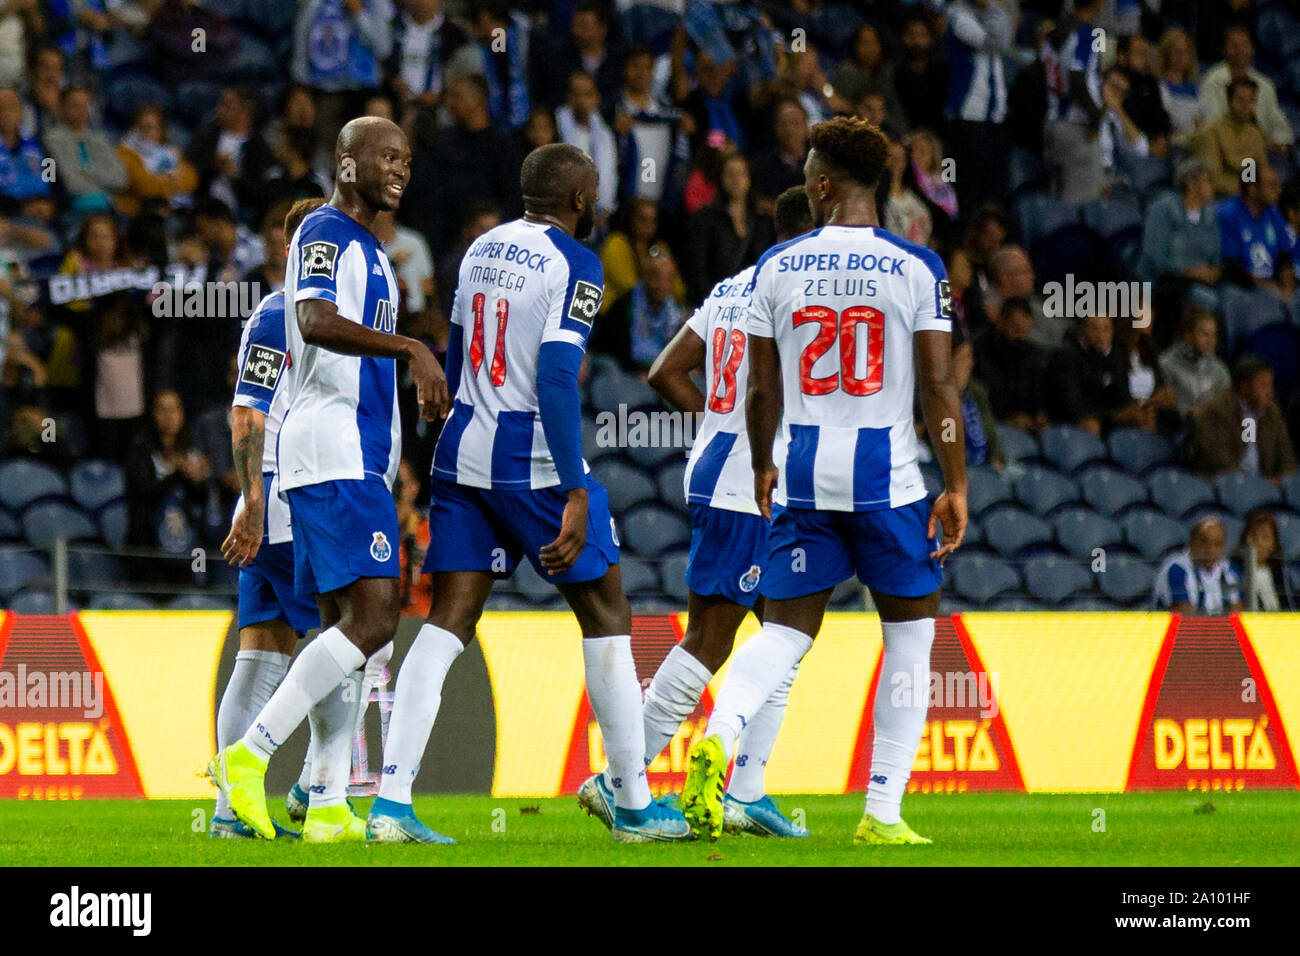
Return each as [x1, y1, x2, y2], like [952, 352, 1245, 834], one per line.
[387, 0, 477, 115]
[261, 124, 328, 210]
[21, 44, 64, 143]
[114, 105, 198, 217]
[472, 0, 537, 131]
[591, 248, 686, 373]
[980, 245, 1062, 350]
[185, 87, 273, 227]
[520, 106, 558, 154]
[909, 128, 957, 244]
[828, 25, 902, 134]
[373, 209, 438, 346]
[600, 196, 683, 314]
[894, 13, 948, 137]
[291, 0, 394, 153]
[1193, 77, 1268, 198]
[1218, 161, 1289, 291]
[1047, 312, 1157, 436]
[1188, 356, 1297, 482]
[544, 0, 623, 113]
[748, 97, 807, 218]
[854, 89, 889, 134]
[0, 0, 35, 87]
[882, 137, 931, 245]
[1138, 157, 1221, 342]
[675, 48, 749, 158]
[1155, 27, 1202, 144]
[1231, 511, 1297, 611]
[124, 388, 212, 550]
[191, 354, 240, 520]
[972, 296, 1049, 433]
[1115, 309, 1179, 435]
[59, 212, 130, 312]
[0, 86, 55, 224]
[192, 197, 265, 282]
[1042, 0, 1106, 205]
[435, 198, 499, 325]
[43, 85, 126, 217]
[1114, 32, 1170, 156]
[956, 203, 1011, 332]
[944, 0, 1014, 212]
[684, 151, 773, 306]
[264, 84, 316, 161]
[556, 71, 618, 227]
[394, 457, 432, 618]
[1098, 65, 1151, 190]
[1198, 24, 1293, 154]
[1153, 516, 1242, 615]
[951, 326, 1004, 468]
[400, 73, 522, 257]
[614, 44, 688, 206]
[1158, 310, 1230, 419]
[245, 201, 293, 296]
[776, 43, 833, 127]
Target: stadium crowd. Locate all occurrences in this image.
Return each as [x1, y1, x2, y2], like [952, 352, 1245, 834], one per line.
[1, 0, 1299, 611]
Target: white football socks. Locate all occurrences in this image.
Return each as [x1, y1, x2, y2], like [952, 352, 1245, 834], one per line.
[728, 663, 799, 804]
[865, 618, 936, 825]
[215, 649, 289, 819]
[376, 625, 463, 804]
[305, 670, 362, 809]
[583, 634, 652, 811]
[298, 640, 395, 790]
[241, 627, 365, 760]
[705, 623, 813, 758]
[642, 644, 713, 765]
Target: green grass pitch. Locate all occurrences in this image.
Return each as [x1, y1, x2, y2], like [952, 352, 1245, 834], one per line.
[4, 791, 1297, 866]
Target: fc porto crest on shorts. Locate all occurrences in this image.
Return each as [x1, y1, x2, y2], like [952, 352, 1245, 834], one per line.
[739, 564, 762, 593]
[370, 531, 392, 562]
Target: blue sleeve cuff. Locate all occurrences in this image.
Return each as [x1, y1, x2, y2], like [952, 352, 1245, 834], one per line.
[536, 340, 586, 491]
[445, 323, 464, 398]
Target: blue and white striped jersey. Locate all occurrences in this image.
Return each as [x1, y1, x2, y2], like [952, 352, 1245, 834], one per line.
[277, 204, 402, 492]
[1043, 23, 1102, 124]
[232, 290, 293, 543]
[1154, 550, 1241, 614]
[433, 218, 603, 489]
[682, 265, 785, 515]
[746, 225, 951, 512]
[945, 0, 1009, 123]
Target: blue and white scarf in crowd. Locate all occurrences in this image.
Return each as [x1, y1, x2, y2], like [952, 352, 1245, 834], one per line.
[306, 0, 382, 89]
[481, 19, 530, 130]
[629, 282, 684, 367]
[121, 132, 180, 175]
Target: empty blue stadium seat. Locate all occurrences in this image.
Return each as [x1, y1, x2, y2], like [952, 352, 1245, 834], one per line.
[964, 518, 984, 546]
[0, 510, 19, 541]
[919, 460, 942, 498]
[1146, 467, 1215, 518]
[1273, 511, 1300, 562]
[1285, 474, 1300, 511]
[582, 414, 614, 463]
[619, 557, 662, 597]
[590, 458, 657, 515]
[1024, 556, 1094, 604]
[620, 504, 691, 557]
[1034, 224, 1106, 287]
[1016, 192, 1078, 249]
[1078, 465, 1147, 514]
[21, 501, 99, 549]
[167, 594, 234, 611]
[68, 461, 126, 513]
[67, 551, 126, 592]
[87, 593, 155, 610]
[988, 595, 1039, 611]
[1013, 464, 1080, 516]
[982, 504, 1054, 557]
[626, 434, 688, 470]
[9, 589, 56, 613]
[1097, 555, 1155, 605]
[1246, 324, 1299, 393]
[1052, 505, 1123, 559]
[995, 425, 1040, 464]
[0, 548, 50, 600]
[1080, 196, 1143, 238]
[949, 555, 1021, 605]
[659, 552, 690, 602]
[587, 367, 660, 412]
[1221, 286, 1287, 355]
[511, 561, 561, 604]
[655, 459, 689, 513]
[99, 501, 128, 550]
[1108, 428, 1174, 474]
[1040, 425, 1108, 473]
[1215, 473, 1282, 516]
[1122, 507, 1187, 560]
[968, 464, 1014, 516]
[1060, 596, 1122, 612]
[0, 460, 68, 511]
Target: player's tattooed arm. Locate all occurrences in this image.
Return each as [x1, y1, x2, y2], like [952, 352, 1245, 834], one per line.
[298, 298, 450, 419]
[745, 333, 783, 520]
[647, 324, 706, 413]
[222, 406, 266, 567]
[916, 329, 968, 564]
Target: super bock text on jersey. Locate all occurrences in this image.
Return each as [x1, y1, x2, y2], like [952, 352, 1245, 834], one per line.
[276, 204, 404, 597]
[424, 218, 619, 584]
[748, 225, 951, 600]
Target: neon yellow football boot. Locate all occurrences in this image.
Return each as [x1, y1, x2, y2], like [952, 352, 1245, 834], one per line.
[853, 813, 932, 845]
[682, 734, 728, 842]
[303, 803, 368, 843]
[207, 741, 275, 840]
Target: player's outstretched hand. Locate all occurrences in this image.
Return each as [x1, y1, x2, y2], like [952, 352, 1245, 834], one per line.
[928, 488, 967, 566]
[221, 502, 263, 567]
[753, 464, 779, 521]
[540, 488, 589, 575]
[408, 340, 451, 420]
